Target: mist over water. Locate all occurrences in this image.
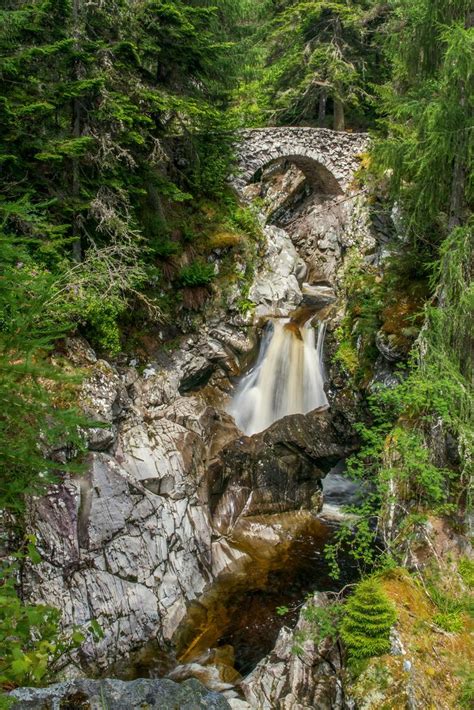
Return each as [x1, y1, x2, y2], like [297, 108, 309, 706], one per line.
[229, 318, 328, 436]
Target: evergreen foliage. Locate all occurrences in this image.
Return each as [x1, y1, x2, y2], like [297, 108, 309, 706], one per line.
[0, 235, 87, 515]
[234, 0, 387, 129]
[326, 0, 473, 576]
[0, 0, 257, 342]
[0, 0, 472, 699]
[0, 6, 259, 699]
[340, 578, 397, 661]
[373, 0, 473, 247]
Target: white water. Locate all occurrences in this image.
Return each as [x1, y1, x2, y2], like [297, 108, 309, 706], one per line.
[229, 318, 329, 436]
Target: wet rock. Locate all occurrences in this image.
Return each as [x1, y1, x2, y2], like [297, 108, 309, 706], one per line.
[322, 465, 368, 508]
[9, 678, 231, 710]
[368, 356, 402, 392]
[301, 283, 336, 309]
[249, 225, 304, 318]
[375, 330, 406, 363]
[211, 409, 358, 534]
[168, 646, 242, 693]
[209, 326, 256, 358]
[241, 594, 344, 710]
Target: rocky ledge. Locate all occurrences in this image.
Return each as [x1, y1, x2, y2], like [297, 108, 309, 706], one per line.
[9, 678, 230, 710]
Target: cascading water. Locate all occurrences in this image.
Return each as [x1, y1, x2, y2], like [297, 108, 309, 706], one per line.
[229, 318, 328, 436]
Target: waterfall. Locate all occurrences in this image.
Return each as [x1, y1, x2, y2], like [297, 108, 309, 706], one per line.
[229, 318, 328, 436]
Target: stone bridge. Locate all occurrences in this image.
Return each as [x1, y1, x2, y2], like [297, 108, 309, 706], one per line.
[233, 127, 369, 195]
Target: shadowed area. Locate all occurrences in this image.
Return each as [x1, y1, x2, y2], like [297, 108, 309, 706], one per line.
[251, 154, 343, 195]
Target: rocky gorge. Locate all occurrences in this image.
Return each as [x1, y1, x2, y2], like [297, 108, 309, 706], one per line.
[9, 125, 472, 710]
[3, 3, 472, 707]
[8, 131, 394, 709]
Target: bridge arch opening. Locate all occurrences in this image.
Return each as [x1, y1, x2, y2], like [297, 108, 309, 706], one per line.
[249, 154, 343, 196]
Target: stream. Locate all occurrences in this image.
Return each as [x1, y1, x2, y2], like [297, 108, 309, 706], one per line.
[118, 314, 362, 692]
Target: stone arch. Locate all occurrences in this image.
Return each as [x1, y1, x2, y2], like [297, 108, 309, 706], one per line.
[250, 153, 343, 195]
[233, 127, 369, 195]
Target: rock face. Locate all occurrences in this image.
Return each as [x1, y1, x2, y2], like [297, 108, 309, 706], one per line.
[26, 318, 357, 675]
[301, 283, 336, 309]
[9, 678, 231, 710]
[210, 409, 358, 535]
[242, 158, 376, 288]
[249, 224, 306, 318]
[241, 594, 345, 710]
[27, 333, 256, 671]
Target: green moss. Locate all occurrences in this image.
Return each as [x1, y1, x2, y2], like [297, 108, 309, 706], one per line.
[333, 335, 359, 375]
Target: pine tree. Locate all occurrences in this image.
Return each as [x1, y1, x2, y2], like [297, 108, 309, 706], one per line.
[0, 0, 247, 266]
[247, 0, 386, 129]
[340, 578, 397, 660]
[0, 232, 85, 515]
[374, 0, 473, 245]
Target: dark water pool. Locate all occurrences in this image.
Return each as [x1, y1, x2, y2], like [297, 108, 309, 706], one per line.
[215, 515, 358, 675]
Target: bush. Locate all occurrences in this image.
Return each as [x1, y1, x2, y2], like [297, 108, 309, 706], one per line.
[84, 298, 124, 356]
[177, 260, 215, 288]
[340, 578, 397, 662]
[0, 547, 102, 707]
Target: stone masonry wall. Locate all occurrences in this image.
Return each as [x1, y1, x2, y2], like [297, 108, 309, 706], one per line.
[233, 128, 369, 193]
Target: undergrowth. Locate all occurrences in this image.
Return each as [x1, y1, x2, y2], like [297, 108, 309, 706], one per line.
[327, 224, 473, 578]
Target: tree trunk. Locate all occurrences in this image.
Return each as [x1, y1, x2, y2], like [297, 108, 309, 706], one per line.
[72, 0, 82, 262]
[333, 98, 345, 132]
[318, 91, 327, 127]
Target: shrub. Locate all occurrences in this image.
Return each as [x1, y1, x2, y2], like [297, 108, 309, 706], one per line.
[177, 260, 215, 288]
[0, 547, 102, 707]
[340, 578, 397, 662]
[84, 298, 123, 356]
